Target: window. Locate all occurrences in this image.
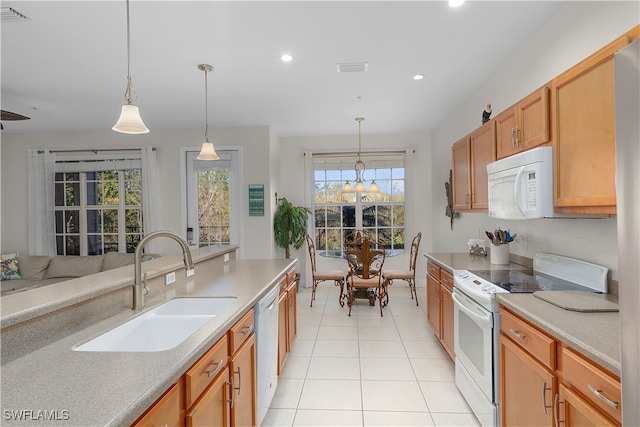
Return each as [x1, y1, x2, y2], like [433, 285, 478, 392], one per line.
[313, 155, 405, 251]
[54, 157, 145, 255]
[186, 150, 240, 248]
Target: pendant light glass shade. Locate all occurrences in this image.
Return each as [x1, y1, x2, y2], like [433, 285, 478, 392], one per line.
[196, 64, 219, 161]
[368, 180, 380, 193]
[113, 0, 149, 134]
[113, 104, 149, 134]
[197, 142, 219, 160]
[343, 181, 354, 193]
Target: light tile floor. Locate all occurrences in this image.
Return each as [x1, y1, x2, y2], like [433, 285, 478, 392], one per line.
[261, 284, 481, 427]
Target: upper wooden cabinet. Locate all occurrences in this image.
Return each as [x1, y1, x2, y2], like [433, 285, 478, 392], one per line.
[452, 121, 496, 212]
[552, 27, 639, 214]
[495, 85, 550, 159]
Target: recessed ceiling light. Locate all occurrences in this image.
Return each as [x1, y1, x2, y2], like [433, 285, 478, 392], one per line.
[449, 0, 464, 7]
[413, 74, 425, 80]
[281, 54, 293, 62]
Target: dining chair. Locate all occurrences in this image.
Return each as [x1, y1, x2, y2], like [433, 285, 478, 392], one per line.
[345, 236, 387, 316]
[305, 234, 345, 307]
[382, 232, 422, 305]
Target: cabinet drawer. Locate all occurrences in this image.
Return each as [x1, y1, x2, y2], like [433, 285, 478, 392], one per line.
[500, 309, 556, 370]
[185, 335, 228, 408]
[426, 260, 440, 280]
[440, 269, 454, 291]
[286, 268, 297, 285]
[562, 346, 621, 423]
[229, 309, 255, 355]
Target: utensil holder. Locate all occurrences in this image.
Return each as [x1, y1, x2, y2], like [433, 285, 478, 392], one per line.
[491, 244, 509, 265]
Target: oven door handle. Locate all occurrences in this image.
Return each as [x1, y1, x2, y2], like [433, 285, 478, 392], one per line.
[452, 291, 492, 327]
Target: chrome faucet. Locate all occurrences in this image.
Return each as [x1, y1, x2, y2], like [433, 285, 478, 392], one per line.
[133, 230, 195, 310]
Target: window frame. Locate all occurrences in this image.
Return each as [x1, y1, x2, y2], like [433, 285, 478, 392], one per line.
[312, 153, 406, 252]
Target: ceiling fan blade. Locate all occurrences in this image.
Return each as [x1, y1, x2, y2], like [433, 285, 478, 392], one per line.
[1, 110, 31, 121]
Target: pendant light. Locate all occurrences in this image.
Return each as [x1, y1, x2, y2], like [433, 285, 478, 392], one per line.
[343, 117, 379, 193]
[113, 0, 149, 134]
[196, 64, 219, 160]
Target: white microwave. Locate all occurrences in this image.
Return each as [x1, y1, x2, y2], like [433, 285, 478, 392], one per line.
[487, 147, 554, 219]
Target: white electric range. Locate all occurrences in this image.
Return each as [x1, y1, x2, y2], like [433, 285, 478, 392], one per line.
[452, 253, 609, 427]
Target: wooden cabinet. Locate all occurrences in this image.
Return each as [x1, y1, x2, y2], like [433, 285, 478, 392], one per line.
[495, 85, 550, 159]
[558, 383, 616, 427]
[551, 28, 638, 214]
[452, 121, 496, 212]
[277, 288, 288, 375]
[228, 310, 256, 427]
[425, 259, 454, 360]
[500, 333, 556, 426]
[561, 346, 621, 424]
[132, 378, 184, 427]
[500, 307, 622, 426]
[278, 269, 298, 375]
[186, 367, 230, 427]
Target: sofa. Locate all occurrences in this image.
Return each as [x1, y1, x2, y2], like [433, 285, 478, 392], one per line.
[0, 252, 159, 296]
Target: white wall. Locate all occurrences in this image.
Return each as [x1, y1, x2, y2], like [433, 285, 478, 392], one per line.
[280, 132, 431, 288]
[0, 126, 275, 259]
[430, 1, 639, 280]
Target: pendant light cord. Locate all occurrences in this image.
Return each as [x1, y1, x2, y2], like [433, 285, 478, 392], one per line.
[204, 67, 210, 142]
[123, 0, 135, 105]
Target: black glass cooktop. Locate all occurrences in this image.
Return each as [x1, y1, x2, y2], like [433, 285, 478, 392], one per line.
[467, 269, 596, 293]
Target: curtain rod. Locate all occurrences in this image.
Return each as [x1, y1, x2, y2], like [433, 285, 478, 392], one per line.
[306, 149, 413, 157]
[37, 147, 155, 154]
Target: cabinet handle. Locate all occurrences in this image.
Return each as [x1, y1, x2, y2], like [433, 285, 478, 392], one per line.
[241, 325, 252, 336]
[511, 127, 516, 147]
[542, 382, 552, 414]
[588, 384, 619, 409]
[514, 126, 520, 146]
[227, 378, 235, 408]
[510, 328, 526, 341]
[234, 367, 242, 394]
[554, 393, 564, 427]
[205, 359, 224, 377]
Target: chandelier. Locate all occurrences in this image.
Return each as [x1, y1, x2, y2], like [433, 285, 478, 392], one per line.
[343, 117, 379, 193]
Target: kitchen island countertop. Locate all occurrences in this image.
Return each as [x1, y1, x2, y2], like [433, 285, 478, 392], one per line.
[0, 257, 297, 426]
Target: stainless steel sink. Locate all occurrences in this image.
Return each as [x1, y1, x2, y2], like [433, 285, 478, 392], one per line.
[74, 297, 237, 352]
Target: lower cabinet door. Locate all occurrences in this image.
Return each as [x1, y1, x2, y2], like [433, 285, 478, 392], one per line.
[500, 334, 556, 426]
[132, 379, 183, 427]
[186, 367, 230, 427]
[229, 334, 257, 427]
[558, 384, 617, 427]
[440, 284, 455, 359]
[277, 291, 288, 375]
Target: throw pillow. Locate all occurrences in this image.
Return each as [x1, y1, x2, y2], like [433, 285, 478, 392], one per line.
[1, 253, 22, 281]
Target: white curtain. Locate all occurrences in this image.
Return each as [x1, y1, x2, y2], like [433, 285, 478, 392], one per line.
[141, 146, 159, 253]
[27, 149, 57, 256]
[302, 151, 314, 288]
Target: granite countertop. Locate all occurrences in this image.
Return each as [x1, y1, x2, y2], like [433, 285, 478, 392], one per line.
[425, 252, 620, 377]
[424, 251, 531, 272]
[0, 257, 297, 426]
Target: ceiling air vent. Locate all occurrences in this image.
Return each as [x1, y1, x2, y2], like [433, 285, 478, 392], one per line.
[1, 6, 31, 22]
[336, 62, 369, 73]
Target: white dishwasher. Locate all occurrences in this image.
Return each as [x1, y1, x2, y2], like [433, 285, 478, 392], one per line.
[254, 284, 279, 426]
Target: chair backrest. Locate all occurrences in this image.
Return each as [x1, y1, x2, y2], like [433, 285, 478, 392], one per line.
[344, 229, 372, 250]
[345, 236, 385, 280]
[305, 233, 317, 274]
[409, 232, 422, 273]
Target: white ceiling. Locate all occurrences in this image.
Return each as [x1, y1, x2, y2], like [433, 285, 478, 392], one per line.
[1, 1, 561, 137]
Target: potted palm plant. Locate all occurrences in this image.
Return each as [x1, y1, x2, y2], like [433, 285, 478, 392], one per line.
[273, 197, 311, 259]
